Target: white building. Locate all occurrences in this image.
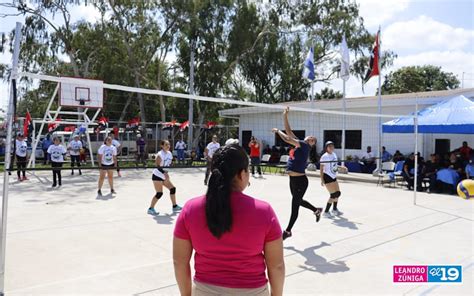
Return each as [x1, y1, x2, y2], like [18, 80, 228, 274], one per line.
[220, 88, 474, 159]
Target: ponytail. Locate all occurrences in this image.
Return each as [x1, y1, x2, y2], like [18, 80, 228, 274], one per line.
[205, 144, 249, 238]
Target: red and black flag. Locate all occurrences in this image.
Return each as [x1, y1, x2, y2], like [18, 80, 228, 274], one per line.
[179, 120, 189, 132]
[96, 115, 108, 132]
[23, 111, 33, 137]
[126, 117, 141, 130]
[162, 120, 178, 131]
[363, 29, 380, 84]
[48, 117, 62, 133]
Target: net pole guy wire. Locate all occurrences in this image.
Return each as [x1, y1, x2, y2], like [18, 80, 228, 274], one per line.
[1, 22, 22, 296]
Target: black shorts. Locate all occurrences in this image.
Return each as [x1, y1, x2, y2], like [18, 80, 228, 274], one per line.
[250, 157, 261, 165]
[100, 164, 115, 170]
[152, 167, 167, 181]
[152, 174, 165, 182]
[323, 173, 337, 184]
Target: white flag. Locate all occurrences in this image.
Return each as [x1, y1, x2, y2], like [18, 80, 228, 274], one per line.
[340, 36, 350, 81]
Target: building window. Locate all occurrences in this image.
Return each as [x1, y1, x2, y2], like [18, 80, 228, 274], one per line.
[323, 130, 362, 150]
[323, 130, 342, 148]
[345, 130, 362, 149]
[275, 130, 305, 147]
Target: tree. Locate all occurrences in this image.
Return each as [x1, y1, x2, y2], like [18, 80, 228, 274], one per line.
[380, 65, 460, 94]
[315, 87, 343, 100]
[228, 0, 396, 103]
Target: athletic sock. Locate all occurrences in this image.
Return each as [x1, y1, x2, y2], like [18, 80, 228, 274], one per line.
[333, 202, 338, 210]
[325, 203, 332, 213]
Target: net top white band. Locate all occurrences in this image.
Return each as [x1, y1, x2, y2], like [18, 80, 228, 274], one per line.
[19, 72, 413, 119]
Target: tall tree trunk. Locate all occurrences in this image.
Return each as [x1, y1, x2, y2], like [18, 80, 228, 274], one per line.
[134, 73, 147, 125]
[118, 94, 133, 123]
[156, 63, 166, 122]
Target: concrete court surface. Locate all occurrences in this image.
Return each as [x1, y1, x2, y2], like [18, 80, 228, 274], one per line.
[1, 168, 473, 295]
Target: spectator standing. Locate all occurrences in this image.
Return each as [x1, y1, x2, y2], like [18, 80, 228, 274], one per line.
[15, 133, 28, 181]
[175, 139, 187, 164]
[458, 141, 472, 162]
[41, 135, 52, 164]
[136, 134, 147, 167]
[204, 135, 220, 185]
[248, 136, 262, 177]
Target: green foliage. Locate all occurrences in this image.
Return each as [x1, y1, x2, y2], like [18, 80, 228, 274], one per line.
[315, 87, 343, 100]
[2, 0, 400, 146]
[380, 65, 460, 94]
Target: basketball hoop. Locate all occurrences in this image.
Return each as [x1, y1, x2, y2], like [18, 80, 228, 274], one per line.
[59, 77, 104, 109]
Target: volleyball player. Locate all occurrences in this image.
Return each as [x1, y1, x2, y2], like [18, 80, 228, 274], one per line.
[147, 140, 182, 215]
[68, 134, 82, 175]
[204, 135, 220, 185]
[47, 137, 67, 188]
[320, 141, 347, 217]
[15, 133, 28, 181]
[272, 107, 322, 240]
[110, 131, 122, 177]
[97, 136, 117, 196]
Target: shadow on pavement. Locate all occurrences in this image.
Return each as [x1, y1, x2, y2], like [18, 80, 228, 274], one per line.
[285, 242, 350, 274]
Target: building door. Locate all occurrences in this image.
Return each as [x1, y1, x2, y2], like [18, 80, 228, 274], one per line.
[435, 139, 450, 155]
[242, 130, 252, 153]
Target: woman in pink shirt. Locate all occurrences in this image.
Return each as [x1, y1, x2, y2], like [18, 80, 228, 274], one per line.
[173, 144, 285, 296]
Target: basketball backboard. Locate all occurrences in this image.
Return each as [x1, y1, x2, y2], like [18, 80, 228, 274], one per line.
[59, 77, 104, 108]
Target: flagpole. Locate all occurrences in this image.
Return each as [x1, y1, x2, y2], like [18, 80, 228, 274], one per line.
[311, 79, 315, 136]
[377, 26, 382, 174]
[342, 79, 346, 165]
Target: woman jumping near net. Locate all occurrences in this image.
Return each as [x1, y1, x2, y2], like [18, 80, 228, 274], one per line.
[147, 140, 182, 216]
[272, 107, 322, 241]
[320, 141, 347, 218]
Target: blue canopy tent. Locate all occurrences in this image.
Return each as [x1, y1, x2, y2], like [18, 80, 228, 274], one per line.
[382, 95, 474, 134]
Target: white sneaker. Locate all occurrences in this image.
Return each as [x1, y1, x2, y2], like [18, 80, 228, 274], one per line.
[332, 209, 343, 216]
[323, 212, 333, 218]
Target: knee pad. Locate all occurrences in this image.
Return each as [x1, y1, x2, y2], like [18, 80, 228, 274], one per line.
[333, 191, 341, 198]
[169, 187, 176, 195]
[330, 192, 339, 199]
[155, 192, 163, 199]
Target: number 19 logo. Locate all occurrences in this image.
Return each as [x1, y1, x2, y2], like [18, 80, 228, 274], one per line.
[428, 265, 462, 283]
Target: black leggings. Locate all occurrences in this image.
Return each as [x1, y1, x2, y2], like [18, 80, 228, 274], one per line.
[71, 155, 81, 172]
[52, 162, 63, 185]
[16, 155, 26, 178]
[286, 175, 318, 232]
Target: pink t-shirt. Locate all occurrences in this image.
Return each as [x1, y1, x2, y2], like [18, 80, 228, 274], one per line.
[174, 191, 282, 289]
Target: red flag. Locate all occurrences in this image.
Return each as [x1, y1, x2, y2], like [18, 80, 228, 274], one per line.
[205, 121, 217, 129]
[126, 117, 141, 129]
[98, 116, 109, 126]
[23, 111, 32, 136]
[363, 30, 380, 83]
[64, 125, 76, 132]
[179, 120, 189, 132]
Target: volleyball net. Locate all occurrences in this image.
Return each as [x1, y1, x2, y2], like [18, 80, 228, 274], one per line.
[3, 72, 420, 179]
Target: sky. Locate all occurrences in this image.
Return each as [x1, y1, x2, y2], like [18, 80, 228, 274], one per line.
[0, 0, 473, 111]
